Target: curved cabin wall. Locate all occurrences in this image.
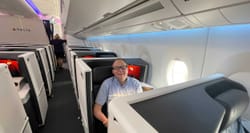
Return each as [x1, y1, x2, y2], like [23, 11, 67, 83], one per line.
[77, 24, 250, 89]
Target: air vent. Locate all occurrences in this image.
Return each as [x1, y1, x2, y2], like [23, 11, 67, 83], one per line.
[82, 1, 164, 32]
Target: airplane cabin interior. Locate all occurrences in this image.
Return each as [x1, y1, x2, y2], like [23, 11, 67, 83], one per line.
[0, 0, 250, 133]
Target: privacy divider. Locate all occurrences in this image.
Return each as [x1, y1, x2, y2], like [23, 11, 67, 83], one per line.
[0, 51, 48, 131]
[108, 74, 249, 133]
[0, 47, 53, 96]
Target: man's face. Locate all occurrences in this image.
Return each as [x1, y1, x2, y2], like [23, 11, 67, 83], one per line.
[112, 60, 128, 82]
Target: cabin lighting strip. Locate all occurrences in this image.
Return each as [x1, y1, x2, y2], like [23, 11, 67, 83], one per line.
[25, 0, 42, 15]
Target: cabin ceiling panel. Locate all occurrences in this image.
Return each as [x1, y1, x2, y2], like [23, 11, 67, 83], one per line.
[0, 0, 37, 17]
[32, 0, 60, 17]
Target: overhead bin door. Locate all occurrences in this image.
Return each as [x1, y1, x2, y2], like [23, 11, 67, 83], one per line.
[68, 0, 137, 29]
[172, 0, 249, 14]
[192, 10, 230, 26]
[220, 3, 250, 24]
[74, 0, 181, 37]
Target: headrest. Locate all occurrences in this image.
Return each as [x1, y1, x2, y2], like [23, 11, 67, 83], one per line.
[96, 52, 117, 57]
[92, 66, 113, 84]
[215, 89, 249, 130]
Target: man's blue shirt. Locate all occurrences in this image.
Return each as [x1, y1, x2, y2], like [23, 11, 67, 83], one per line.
[95, 76, 142, 105]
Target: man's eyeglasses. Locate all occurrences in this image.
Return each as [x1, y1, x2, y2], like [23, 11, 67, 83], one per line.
[113, 65, 127, 70]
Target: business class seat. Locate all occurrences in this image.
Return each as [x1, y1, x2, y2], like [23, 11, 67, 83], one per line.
[91, 65, 148, 133]
[84, 58, 148, 133]
[84, 58, 149, 133]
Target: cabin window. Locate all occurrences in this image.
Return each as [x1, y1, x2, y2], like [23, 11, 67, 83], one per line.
[167, 59, 188, 85]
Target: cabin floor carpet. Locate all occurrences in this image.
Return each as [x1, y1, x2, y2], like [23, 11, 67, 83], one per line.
[38, 68, 84, 133]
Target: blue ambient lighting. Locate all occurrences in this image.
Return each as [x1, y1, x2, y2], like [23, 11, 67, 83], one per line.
[87, 27, 206, 40]
[25, 0, 41, 15]
[212, 23, 250, 32]
[87, 24, 250, 41]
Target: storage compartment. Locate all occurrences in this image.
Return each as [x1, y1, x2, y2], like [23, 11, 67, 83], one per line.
[221, 3, 250, 23]
[172, 0, 249, 14]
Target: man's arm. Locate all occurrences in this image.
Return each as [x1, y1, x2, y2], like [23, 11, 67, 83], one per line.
[94, 103, 108, 127]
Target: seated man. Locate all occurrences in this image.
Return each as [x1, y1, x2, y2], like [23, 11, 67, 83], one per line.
[94, 58, 143, 127]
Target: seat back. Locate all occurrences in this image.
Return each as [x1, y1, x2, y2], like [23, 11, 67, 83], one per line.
[92, 66, 113, 133]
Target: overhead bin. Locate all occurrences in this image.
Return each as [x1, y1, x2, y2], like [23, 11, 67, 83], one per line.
[110, 15, 199, 33]
[192, 10, 230, 26]
[171, 0, 249, 14]
[67, 0, 146, 34]
[111, 23, 158, 34]
[220, 3, 250, 23]
[69, 0, 250, 38]
[95, 0, 179, 28]
[74, 0, 180, 37]
[74, 0, 138, 29]
[0, 15, 49, 44]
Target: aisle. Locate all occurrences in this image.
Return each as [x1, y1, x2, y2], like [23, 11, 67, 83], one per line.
[38, 68, 84, 133]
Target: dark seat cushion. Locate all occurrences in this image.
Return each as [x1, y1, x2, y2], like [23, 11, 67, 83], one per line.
[92, 66, 112, 133]
[205, 80, 249, 131]
[215, 89, 249, 130]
